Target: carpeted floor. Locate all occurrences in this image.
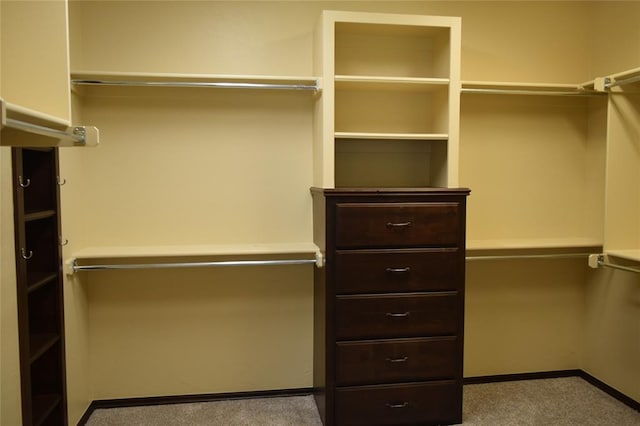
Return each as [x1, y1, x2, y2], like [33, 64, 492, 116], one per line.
[85, 377, 640, 425]
[85, 395, 321, 426]
[462, 377, 639, 425]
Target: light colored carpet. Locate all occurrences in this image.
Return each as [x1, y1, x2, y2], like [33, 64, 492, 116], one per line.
[85, 377, 640, 425]
[462, 377, 640, 425]
[85, 395, 321, 426]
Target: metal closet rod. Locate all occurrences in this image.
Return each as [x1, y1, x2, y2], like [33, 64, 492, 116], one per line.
[467, 253, 640, 274]
[460, 88, 603, 97]
[72, 258, 319, 273]
[71, 254, 640, 273]
[4, 117, 87, 144]
[596, 255, 640, 274]
[71, 79, 320, 92]
[465, 253, 591, 261]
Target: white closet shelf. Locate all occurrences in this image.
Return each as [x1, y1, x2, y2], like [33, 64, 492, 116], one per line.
[466, 238, 603, 262]
[580, 79, 597, 90]
[2, 100, 70, 128]
[71, 242, 320, 259]
[467, 237, 603, 251]
[0, 98, 99, 147]
[66, 243, 323, 274]
[335, 75, 449, 91]
[462, 80, 581, 90]
[335, 131, 448, 140]
[605, 65, 640, 82]
[461, 80, 602, 96]
[604, 249, 640, 263]
[70, 71, 321, 92]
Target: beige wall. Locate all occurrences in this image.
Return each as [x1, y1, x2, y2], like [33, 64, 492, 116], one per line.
[0, 5, 19, 409]
[1, 0, 71, 121]
[86, 266, 314, 398]
[0, 147, 21, 426]
[588, 2, 640, 78]
[465, 259, 586, 376]
[70, 1, 592, 83]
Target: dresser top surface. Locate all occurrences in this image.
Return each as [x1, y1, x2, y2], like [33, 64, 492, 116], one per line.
[311, 187, 471, 196]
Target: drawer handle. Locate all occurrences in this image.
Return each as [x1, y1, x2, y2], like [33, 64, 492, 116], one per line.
[386, 267, 410, 274]
[386, 312, 410, 318]
[385, 356, 409, 363]
[386, 402, 409, 409]
[386, 221, 412, 228]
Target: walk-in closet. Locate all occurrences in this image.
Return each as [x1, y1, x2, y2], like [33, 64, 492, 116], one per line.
[1, 1, 639, 425]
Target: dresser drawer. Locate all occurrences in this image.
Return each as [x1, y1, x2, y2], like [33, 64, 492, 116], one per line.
[336, 337, 458, 386]
[335, 248, 461, 294]
[335, 293, 459, 340]
[335, 381, 461, 426]
[335, 202, 461, 248]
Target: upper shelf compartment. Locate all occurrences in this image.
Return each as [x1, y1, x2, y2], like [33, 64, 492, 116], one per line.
[313, 11, 461, 188]
[334, 80, 449, 136]
[70, 71, 321, 93]
[335, 21, 451, 80]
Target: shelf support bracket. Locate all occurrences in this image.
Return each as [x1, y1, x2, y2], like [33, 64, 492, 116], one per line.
[1, 98, 100, 147]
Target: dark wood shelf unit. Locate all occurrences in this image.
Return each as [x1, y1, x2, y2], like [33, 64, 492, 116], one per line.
[12, 147, 68, 426]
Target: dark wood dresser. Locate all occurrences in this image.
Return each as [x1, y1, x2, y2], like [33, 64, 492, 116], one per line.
[311, 187, 470, 426]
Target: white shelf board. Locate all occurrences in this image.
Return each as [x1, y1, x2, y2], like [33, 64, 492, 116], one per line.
[336, 75, 449, 91]
[1, 98, 98, 147]
[605, 249, 640, 263]
[607, 65, 640, 82]
[72, 242, 319, 260]
[2, 99, 71, 128]
[335, 132, 448, 141]
[467, 237, 603, 251]
[462, 80, 581, 91]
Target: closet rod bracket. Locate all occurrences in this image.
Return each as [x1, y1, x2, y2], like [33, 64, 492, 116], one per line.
[595, 74, 640, 91]
[588, 253, 640, 274]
